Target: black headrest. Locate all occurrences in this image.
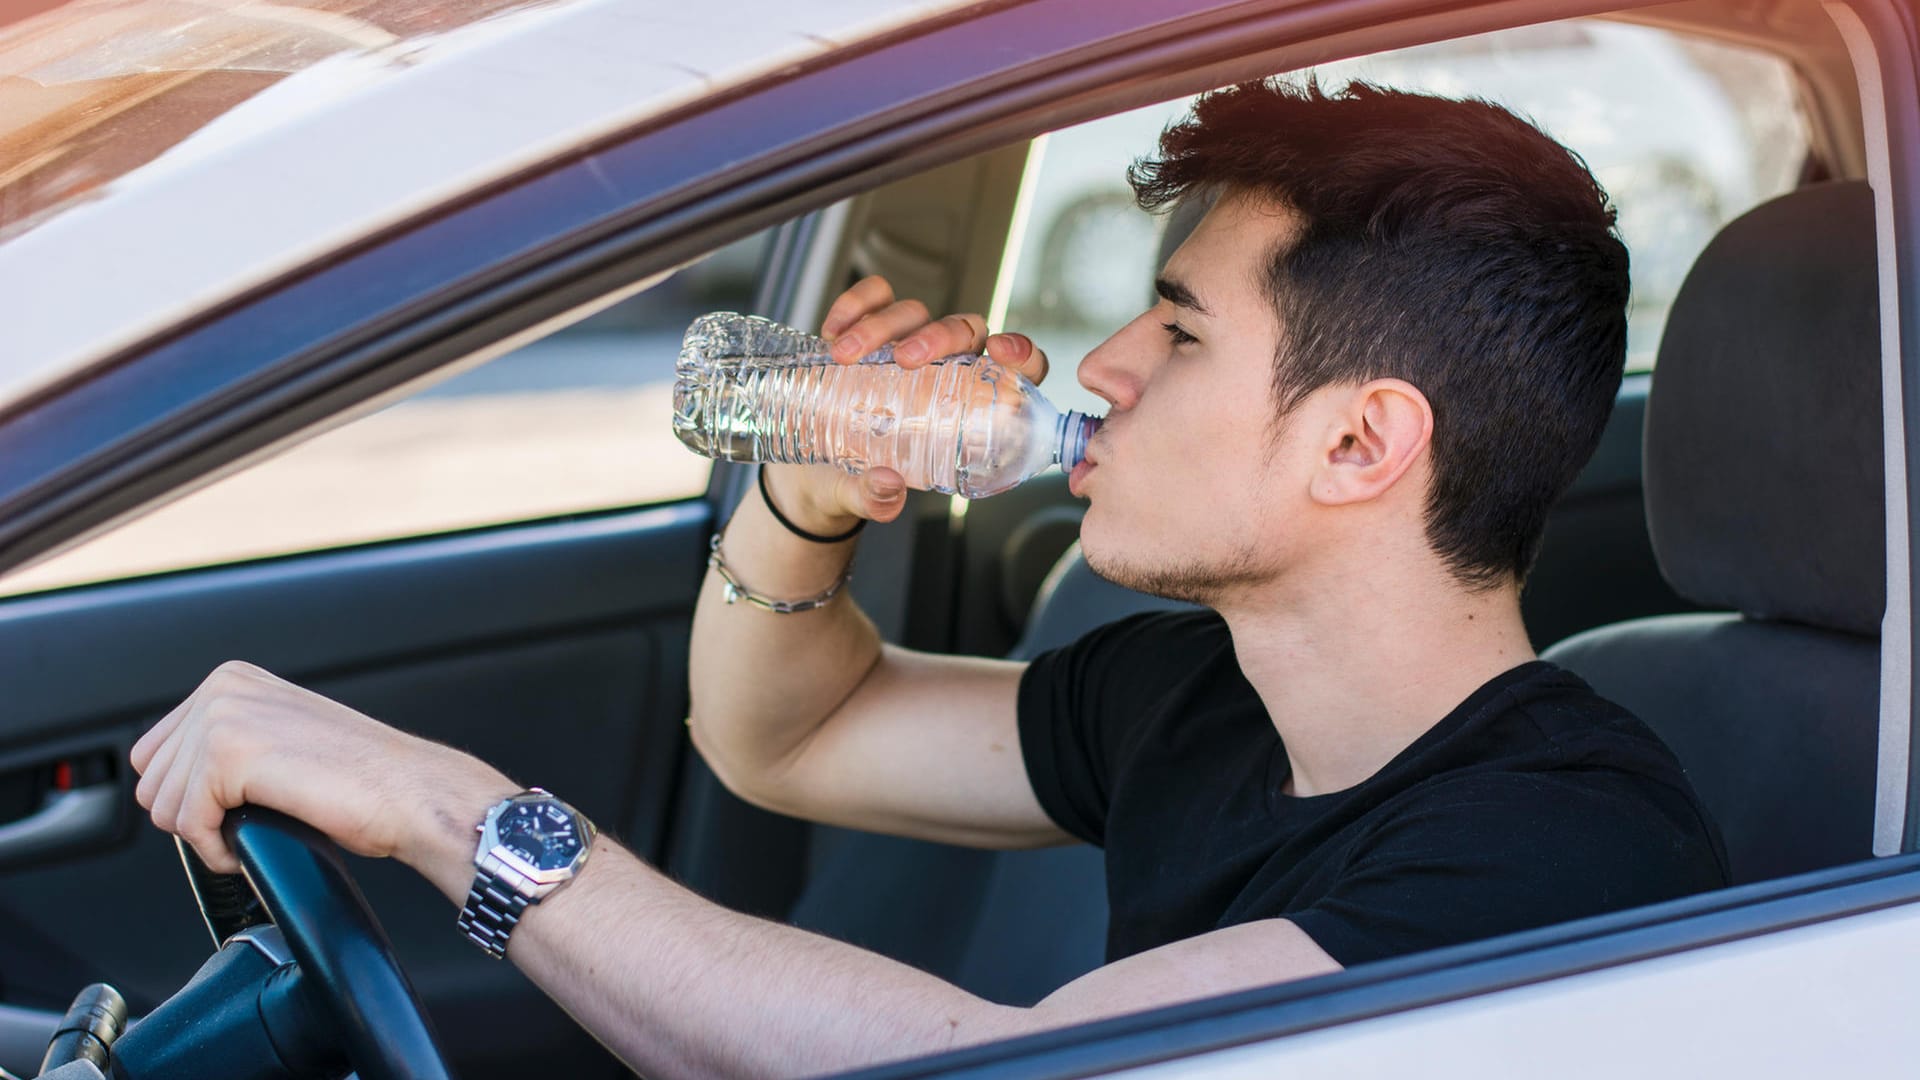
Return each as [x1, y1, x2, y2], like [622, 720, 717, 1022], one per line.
[1644, 181, 1884, 636]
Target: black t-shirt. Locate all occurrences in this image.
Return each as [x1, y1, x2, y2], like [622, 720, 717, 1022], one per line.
[1016, 610, 1729, 967]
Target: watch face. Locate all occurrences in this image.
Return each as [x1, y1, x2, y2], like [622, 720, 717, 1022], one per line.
[496, 800, 585, 872]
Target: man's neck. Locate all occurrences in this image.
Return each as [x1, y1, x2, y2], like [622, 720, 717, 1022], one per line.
[1215, 568, 1536, 798]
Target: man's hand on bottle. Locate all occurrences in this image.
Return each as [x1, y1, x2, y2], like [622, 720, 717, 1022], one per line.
[763, 275, 1052, 532]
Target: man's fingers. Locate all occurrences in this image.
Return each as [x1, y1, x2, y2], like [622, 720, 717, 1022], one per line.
[863, 468, 907, 521]
[987, 333, 1050, 385]
[832, 468, 907, 524]
[181, 834, 243, 876]
[131, 695, 195, 773]
[132, 660, 255, 773]
[896, 314, 988, 367]
[134, 724, 186, 810]
[177, 753, 241, 873]
[128, 665, 468, 874]
[821, 276, 895, 338]
[830, 299, 932, 364]
[145, 730, 198, 835]
[819, 275, 999, 373]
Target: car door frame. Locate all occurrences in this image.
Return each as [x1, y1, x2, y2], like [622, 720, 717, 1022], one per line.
[837, 852, 1920, 1079]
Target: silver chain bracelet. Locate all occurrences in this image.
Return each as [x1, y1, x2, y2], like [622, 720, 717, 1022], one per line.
[708, 533, 854, 614]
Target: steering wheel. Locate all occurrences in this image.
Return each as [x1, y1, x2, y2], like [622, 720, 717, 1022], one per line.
[177, 806, 456, 1080]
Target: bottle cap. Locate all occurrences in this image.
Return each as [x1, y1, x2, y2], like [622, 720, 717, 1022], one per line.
[1060, 412, 1100, 470]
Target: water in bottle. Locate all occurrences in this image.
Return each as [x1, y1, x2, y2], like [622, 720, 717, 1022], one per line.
[672, 312, 1100, 499]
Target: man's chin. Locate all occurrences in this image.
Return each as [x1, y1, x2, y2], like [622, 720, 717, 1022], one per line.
[1080, 540, 1223, 607]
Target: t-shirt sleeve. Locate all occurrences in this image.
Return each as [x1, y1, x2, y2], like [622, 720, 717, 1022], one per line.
[1278, 773, 1727, 967]
[1017, 611, 1210, 847]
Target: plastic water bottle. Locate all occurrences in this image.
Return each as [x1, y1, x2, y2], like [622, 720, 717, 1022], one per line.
[672, 312, 1100, 499]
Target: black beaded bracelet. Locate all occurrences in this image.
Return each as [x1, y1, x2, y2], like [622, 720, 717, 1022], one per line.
[759, 467, 867, 544]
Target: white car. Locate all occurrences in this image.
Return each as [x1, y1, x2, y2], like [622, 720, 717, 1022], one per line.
[0, 0, 1912, 1077]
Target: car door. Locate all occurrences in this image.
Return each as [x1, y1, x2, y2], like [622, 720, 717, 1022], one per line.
[0, 0, 1024, 1072]
[0, 226, 805, 1076]
[0, 8, 1037, 1074]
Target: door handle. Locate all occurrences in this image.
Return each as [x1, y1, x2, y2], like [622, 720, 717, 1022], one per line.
[0, 786, 119, 866]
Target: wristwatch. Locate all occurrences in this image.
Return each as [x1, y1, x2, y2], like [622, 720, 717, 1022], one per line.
[457, 788, 596, 959]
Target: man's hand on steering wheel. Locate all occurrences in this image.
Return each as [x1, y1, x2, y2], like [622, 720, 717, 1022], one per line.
[130, 661, 518, 897]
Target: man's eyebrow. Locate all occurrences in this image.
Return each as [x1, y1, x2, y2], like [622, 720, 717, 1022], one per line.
[1154, 276, 1212, 316]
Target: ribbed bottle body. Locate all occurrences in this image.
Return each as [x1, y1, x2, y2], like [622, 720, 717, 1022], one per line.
[673, 313, 1095, 498]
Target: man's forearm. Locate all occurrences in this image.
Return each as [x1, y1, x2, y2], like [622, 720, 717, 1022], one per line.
[409, 804, 1026, 1079]
[687, 467, 885, 787]
[135, 666, 1336, 1080]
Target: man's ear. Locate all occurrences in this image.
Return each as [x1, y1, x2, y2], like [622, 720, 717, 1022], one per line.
[1309, 379, 1434, 506]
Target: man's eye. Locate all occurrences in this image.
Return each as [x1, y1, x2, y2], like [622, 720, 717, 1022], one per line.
[1162, 321, 1198, 346]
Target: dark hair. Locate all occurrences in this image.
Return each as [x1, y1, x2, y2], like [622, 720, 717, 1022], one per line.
[1129, 77, 1630, 588]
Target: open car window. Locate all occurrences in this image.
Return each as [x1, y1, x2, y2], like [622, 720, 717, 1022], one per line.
[0, 231, 766, 597]
[997, 14, 1812, 415]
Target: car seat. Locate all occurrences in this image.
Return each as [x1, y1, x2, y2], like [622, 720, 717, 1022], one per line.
[1544, 180, 1884, 884]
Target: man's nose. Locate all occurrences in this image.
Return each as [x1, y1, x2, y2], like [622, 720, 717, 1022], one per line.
[1077, 313, 1157, 412]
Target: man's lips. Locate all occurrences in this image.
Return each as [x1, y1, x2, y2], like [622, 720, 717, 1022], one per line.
[1069, 432, 1106, 497]
[1068, 458, 1095, 497]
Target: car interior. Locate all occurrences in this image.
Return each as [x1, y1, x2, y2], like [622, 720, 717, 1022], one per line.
[0, 0, 1895, 1076]
[684, 0, 1887, 1018]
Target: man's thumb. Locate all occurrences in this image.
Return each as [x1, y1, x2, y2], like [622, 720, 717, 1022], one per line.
[862, 468, 907, 521]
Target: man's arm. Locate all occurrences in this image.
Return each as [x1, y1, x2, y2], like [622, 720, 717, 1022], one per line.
[424, 827, 1342, 1079]
[689, 275, 1068, 850]
[128, 664, 1341, 1079]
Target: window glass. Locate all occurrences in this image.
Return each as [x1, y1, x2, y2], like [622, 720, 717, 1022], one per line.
[999, 16, 1810, 417]
[0, 232, 765, 597]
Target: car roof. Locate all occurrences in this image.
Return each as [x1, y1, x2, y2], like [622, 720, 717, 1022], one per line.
[0, 0, 971, 415]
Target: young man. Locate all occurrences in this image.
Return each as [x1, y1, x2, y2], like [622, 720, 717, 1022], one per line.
[133, 80, 1727, 1077]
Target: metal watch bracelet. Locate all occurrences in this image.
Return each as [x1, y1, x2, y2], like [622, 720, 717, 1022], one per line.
[708, 532, 853, 614]
[457, 860, 536, 960]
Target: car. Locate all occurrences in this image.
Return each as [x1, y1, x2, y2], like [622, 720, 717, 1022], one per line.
[0, 0, 1914, 1076]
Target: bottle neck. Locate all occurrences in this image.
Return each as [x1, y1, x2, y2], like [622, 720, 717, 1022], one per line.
[1054, 412, 1096, 469]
